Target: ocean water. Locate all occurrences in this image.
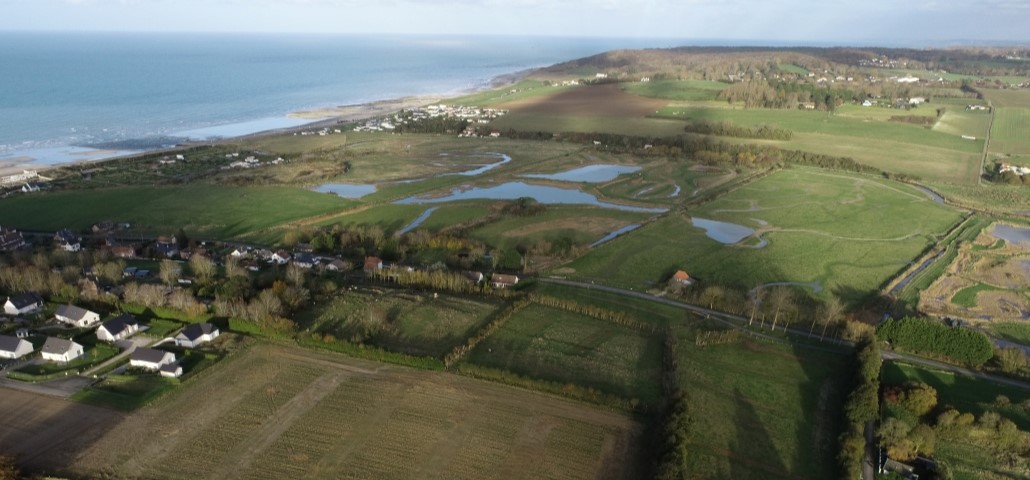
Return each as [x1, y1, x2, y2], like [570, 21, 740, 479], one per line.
[0, 32, 681, 166]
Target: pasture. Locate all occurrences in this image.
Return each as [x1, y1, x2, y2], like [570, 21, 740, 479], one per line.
[989, 107, 1030, 156]
[464, 303, 663, 404]
[303, 290, 504, 358]
[0, 185, 353, 239]
[621, 79, 726, 101]
[562, 169, 963, 301]
[68, 344, 644, 480]
[675, 325, 848, 479]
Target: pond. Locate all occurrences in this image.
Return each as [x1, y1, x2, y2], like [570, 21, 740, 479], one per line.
[991, 223, 1030, 248]
[591, 224, 641, 247]
[312, 183, 376, 198]
[395, 182, 668, 213]
[691, 217, 755, 244]
[522, 164, 641, 183]
[397, 207, 438, 234]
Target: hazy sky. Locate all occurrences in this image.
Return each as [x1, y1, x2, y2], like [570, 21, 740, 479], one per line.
[2, 0, 1028, 45]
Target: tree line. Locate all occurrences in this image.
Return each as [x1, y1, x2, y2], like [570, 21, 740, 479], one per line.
[877, 317, 994, 367]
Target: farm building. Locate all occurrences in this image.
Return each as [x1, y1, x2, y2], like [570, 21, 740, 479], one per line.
[41, 337, 84, 363]
[672, 270, 694, 285]
[271, 250, 291, 265]
[175, 323, 220, 348]
[54, 229, 81, 252]
[364, 256, 383, 272]
[491, 273, 519, 289]
[97, 314, 140, 342]
[130, 347, 176, 371]
[0, 335, 33, 359]
[54, 304, 101, 328]
[463, 271, 485, 284]
[4, 293, 44, 315]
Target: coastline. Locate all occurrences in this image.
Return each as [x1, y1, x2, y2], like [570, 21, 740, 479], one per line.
[1, 69, 533, 179]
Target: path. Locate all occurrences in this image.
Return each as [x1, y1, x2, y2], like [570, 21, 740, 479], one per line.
[979, 102, 995, 186]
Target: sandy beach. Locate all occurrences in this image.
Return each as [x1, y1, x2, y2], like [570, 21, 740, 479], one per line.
[289, 95, 442, 121]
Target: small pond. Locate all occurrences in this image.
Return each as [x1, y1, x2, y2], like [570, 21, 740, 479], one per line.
[397, 207, 438, 234]
[591, 224, 641, 247]
[691, 217, 755, 244]
[522, 164, 641, 183]
[991, 224, 1030, 248]
[312, 183, 377, 198]
[395, 182, 667, 213]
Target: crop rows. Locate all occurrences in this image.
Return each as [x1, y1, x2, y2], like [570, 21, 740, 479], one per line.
[149, 364, 327, 479]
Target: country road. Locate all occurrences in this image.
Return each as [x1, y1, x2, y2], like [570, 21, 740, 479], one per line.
[538, 277, 1030, 391]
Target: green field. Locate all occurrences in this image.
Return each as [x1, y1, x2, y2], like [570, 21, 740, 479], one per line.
[465, 303, 663, 403]
[469, 206, 651, 251]
[490, 113, 689, 137]
[990, 107, 1030, 155]
[304, 290, 503, 358]
[445, 79, 569, 106]
[0, 185, 353, 239]
[622, 79, 727, 101]
[676, 326, 848, 479]
[563, 169, 962, 300]
[992, 322, 1030, 346]
[777, 63, 810, 75]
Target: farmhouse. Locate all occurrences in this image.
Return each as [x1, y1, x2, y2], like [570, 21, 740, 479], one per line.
[4, 293, 44, 315]
[672, 270, 694, 286]
[96, 314, 140, 342]
[130, 347, 176, 371]
[0, 335, 33, 360]
[54, 229, 81, 252]
[364, 256, 383, 272]
[0, 227, 26, 251]
[40, 337, 84, 363]
[175, 322, 220, 348]
[54, 304, 101, 328]
[292, 253, 316, 269]
[490, 273, 519, 289]
[271, 250, 291, 265]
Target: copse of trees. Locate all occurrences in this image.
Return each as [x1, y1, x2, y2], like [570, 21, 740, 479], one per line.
[839, 338, 881, 479]
[877, 317, 994, 367]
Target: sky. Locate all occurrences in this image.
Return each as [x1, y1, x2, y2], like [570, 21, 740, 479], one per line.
[1, 0, 1029, 46]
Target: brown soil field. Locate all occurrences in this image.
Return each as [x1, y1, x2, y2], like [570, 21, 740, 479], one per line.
[64, 343, 644, 480]
[499, 84, 667, 117]
[0, 388, 126, 473]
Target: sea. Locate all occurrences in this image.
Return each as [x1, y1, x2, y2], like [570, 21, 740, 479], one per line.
[0, 32, 686, 168]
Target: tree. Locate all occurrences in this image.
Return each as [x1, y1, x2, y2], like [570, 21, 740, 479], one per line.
[189, 255, 216, 284]
[224, 255, 247, 279]
[899, 382, 937, 417]
[747, 289, 766, 326]
[699, 285, 726, 309]
[766, 286, 793, 331]
[995, 346, 1027, 374]
[816, 295, 846, 339]
[159, 259, 181, 286]
[286, 263, 306, 288]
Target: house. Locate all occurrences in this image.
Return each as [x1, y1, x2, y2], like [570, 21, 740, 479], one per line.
[110, 245, 137, 259]
[229, 247, 249, 258]
[15, 328, 29, 339]
[490, 273, 519, 289]
[21, 183, 42, 193]
[96, 314, 140, 342]
[364, 256, 383, 272]
[0, 335, 33, 360]
[54, 229, 81, 252]
[4, 293, 44, 315]
[54, 304, 101, 328]
[861, 99, 874, 107]
[271, 250, 291, 265]
[175, 322, 220, 348]
[463, 271, 485, 284]
[129, 347, 175, 371]
[326, 259, 351, 272]
[671, 270, 694, 286]
[40, 337, 84, 363]
[292, 253, 316, 269]
[155, 242, 179, 258]
[160, 363, 183, 378]
[0, 227, 26, 251]
[908, 97, 926, 105]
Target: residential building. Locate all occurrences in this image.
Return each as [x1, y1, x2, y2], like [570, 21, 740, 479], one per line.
[40, 337, 84, 363]
[0, 335, 33, 359]
[96, 314, 140, 342]
[4, 293, 44, 315]
[130, 347, 176, 371]
[54, 304, 101, 328]
[175, 323, 220, 348]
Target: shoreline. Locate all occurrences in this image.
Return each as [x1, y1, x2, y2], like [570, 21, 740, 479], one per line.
[1, 68, 534, 179]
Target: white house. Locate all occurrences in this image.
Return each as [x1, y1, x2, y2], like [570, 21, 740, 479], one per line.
[96, 314, 140, 342]
[160, 363, 183, 378]
[0, 335, 33, 360]
[175, 323, 220, 348]
[54, 304, 101, 328]
[130, 347, 176, 371]
[271, 250, 291, 265]
[4, 293, 44, 315]
[908, 97, 926, 105]
[40, 337, 84, 363]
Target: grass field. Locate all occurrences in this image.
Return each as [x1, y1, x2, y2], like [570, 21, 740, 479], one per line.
[777, 63, 810, 75]
[562, 169, 962, 301]
[68, 343, 643, 480]
[621, 79, 726, 101]
[465, 303, 663, 403]
[302, 290, 504, 358]
[992, 322, 1030, 346]
[469, 206, 652, 252]
[989, 107, 1030, 155]
[675, 325, 848, 479]
[984, 89, 1030, 108]
[446, 79, 570, 106]
[0, 185, 354, 239]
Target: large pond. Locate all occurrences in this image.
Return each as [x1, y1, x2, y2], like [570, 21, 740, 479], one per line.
[691, 217, 755, 244]
[522, 164, 641, 183]
[312, 183, 376, 198]
[991, 223, 1030, 248]
[396, 182, 667, 213]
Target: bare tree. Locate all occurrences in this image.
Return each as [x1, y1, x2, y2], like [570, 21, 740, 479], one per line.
[224, 255, 246, 279]
[820, 295, 846, 340]
[747, 288, 766, 326]
[766, 286, 793, 331]
[286, 263, 306, 288]
[189, 255, 216, 284]
[159, 259, 181, 286]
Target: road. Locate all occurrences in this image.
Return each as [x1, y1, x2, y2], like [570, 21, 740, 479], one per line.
[539, 277, 1030, 391]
